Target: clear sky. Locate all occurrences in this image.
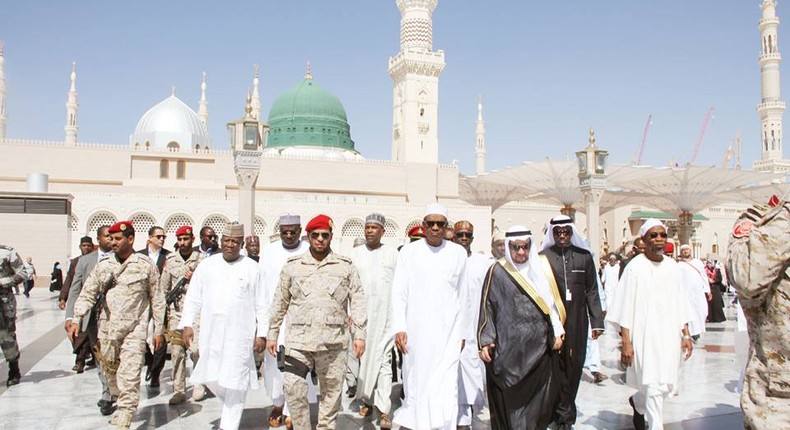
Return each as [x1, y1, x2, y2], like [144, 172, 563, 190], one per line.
[0, 1, 783, 174]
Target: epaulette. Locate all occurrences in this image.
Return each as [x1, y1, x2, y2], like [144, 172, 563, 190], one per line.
[334, 254, 353, 264]
[742, 204, 771, 223]
[136, 253, 154, 264]
[285, 255, 302, 263]
[97, 254, 112, 263]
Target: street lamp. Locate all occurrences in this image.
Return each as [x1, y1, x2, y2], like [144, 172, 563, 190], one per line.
[575, 127, 609, 256]
[229, 95, 269, 236]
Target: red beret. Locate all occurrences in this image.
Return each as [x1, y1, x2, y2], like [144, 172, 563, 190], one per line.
[664, 241, 675, 254]
[407, 225, 426, 238]
[108, 220, 133, 234]
[305, 214, 333, 233]
[175, 225, 193, 237]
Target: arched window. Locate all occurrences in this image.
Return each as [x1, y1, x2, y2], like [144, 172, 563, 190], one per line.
[145, 141, 150, 151]
[164, 213, 194, 237]
[134, 142, 140, 150]
[160, 160, 169, 179]
[130, 213, 156, 237]
[254, 216, 267, 236]
[176, 160, 186, 179]
[203, 214, 230, 234]
[167, 141, 180, 152]
[87, 211, 118, 236]
[342, 219, 365, 238]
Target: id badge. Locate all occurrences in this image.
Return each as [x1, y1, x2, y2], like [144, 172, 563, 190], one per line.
[565, 289, 572, 301]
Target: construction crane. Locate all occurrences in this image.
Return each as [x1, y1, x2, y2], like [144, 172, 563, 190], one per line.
[721, 131, 742, 169]
[636, 114, 653, 165]
[689, 107, 715, 165]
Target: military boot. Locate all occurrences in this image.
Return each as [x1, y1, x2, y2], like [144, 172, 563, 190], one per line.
[6, 360, 21, 386]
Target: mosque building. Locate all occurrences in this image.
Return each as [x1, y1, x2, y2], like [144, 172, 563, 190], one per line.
[0, 0, 785, 268]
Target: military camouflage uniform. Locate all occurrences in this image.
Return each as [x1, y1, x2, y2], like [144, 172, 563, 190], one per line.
[727, 200, 790, 430]
[0, 245, 32, 363]
[73, 253, 164, 428]
[268, 251, 367, 430]
[159, 250, 203, 397]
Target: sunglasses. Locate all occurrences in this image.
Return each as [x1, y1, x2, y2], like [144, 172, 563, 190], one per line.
[310, 232, 331, 240]
[456, 232, 473, 239]
[204, 235, 217, 240]
[153, 235, 166, 239]
[553, 229, 572, 237]
[509, 243, 531, 252]
[424, 221, 447, 228]
[649, 232, 669, 239]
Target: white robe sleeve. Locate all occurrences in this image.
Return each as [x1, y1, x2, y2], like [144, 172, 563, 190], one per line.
[255, 263, 268, 338]
[178, 262, 204, 329]
[391, 249, 409, 335]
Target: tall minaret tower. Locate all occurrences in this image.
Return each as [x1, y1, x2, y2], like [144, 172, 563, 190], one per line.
[0, 41, 7, 142]
[475, 96, 486, 175]
[755, 0, 790, 172]
[388, 0, 445, 164]
[198, 71, 208, 128]
[64, 61, 78, 146]
[251, 64, 261, 120]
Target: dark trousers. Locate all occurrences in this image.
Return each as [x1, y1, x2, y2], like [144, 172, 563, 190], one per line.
[554, 338, 586, 426]
[145, 344, 167, 382]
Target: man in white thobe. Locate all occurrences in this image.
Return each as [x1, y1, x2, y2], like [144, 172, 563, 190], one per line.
[349, 213, 399, 429]
[259, 213, 316, 428]
[606, 219, 694, 430]
[677, 244, 710, 339]
[180, 222, 267, 430]
[452, 220, 491, 428]
[392, 204, 467, 430]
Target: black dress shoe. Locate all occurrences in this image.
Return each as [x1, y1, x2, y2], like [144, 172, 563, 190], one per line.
[629, 396, 646, 430]
[6, 361, 21, 387]
[98, 399, 116, 416]
[346, 386, 356, 398]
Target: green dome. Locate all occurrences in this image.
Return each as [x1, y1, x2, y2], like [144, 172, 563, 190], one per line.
[266, 76, 355, 152]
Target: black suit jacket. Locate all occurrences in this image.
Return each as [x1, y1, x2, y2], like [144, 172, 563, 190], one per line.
[138, 248, 170, 274]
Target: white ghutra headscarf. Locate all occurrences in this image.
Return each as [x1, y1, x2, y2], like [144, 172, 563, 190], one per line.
[539, 215, 590, 253]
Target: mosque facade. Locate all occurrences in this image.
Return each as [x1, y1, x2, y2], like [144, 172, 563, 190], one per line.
[0, 0, 783, 267]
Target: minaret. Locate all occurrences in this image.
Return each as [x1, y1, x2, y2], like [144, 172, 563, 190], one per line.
[475, 96, 486, 175]
[755, 0, 790, 172]
[198, 72, 208, 128]
[251, 64, 261, 120]
[64, 61, 78, 146]
[0, 41, 7, 142]
[388, 0, 445, 164]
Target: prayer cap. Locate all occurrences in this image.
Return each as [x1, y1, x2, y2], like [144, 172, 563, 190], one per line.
[279, 213, 301, 226]
[491, 230, 505, 244]
[79, 236, 93, 244]
[424, 203, 448, 218]
[353, 237, 366, 247]
[454, 220, 473, 232]
[108, 220, 133, 234]
[664, 241, 675, 254]
[365, 213, 386, 227]
[679, 244, 691, 251]
[175, 225, 193, 237]
[222, 222, 245, 238]
[407, 225, 426, 238]
[639, 219, 665, 237]
[305, 214, 333, 232]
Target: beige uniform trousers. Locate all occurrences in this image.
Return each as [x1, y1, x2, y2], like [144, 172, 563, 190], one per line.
[168, 310, 200, 395]
[100, 319, 148, 420]
[283, 348, 346, 430]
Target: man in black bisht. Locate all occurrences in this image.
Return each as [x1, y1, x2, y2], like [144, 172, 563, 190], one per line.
[478, 226, 566, 429]
[539, 215, 604, 430]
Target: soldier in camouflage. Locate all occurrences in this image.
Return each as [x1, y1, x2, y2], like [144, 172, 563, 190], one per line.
[267, 214, 367, 430]
[0, 244, 32, 386]
[727, 196, 790, 430]
[161, 225, 205, 405]
[67, 221, 165, 430]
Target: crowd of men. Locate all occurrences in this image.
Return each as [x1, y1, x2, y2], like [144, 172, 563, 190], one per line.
[1, 197, 789, 430]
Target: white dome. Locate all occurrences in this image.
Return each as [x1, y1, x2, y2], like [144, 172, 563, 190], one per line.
[264, 146, 363, 161]
[134, 95, 207, 137]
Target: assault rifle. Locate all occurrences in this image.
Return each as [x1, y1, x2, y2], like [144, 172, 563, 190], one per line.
[95, 273, 117, 319]
[165, 276, 188, 312]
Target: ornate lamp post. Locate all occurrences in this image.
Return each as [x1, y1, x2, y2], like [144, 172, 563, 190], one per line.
[575, 128, 609, 256]
[228, 95, 269, 236]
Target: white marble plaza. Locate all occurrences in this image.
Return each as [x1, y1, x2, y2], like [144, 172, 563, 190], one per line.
[0, 287, 744, 429]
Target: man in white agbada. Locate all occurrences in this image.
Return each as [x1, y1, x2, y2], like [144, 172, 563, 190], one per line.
[258, 213, 316, 428]
[606, 219, 694, 430]
[392, 203, 467, 430]
[349, 213, 399, 429]
[452, 220, 492, 427]
[179, 222, 267, 430]
[677, 244, 710, 339]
